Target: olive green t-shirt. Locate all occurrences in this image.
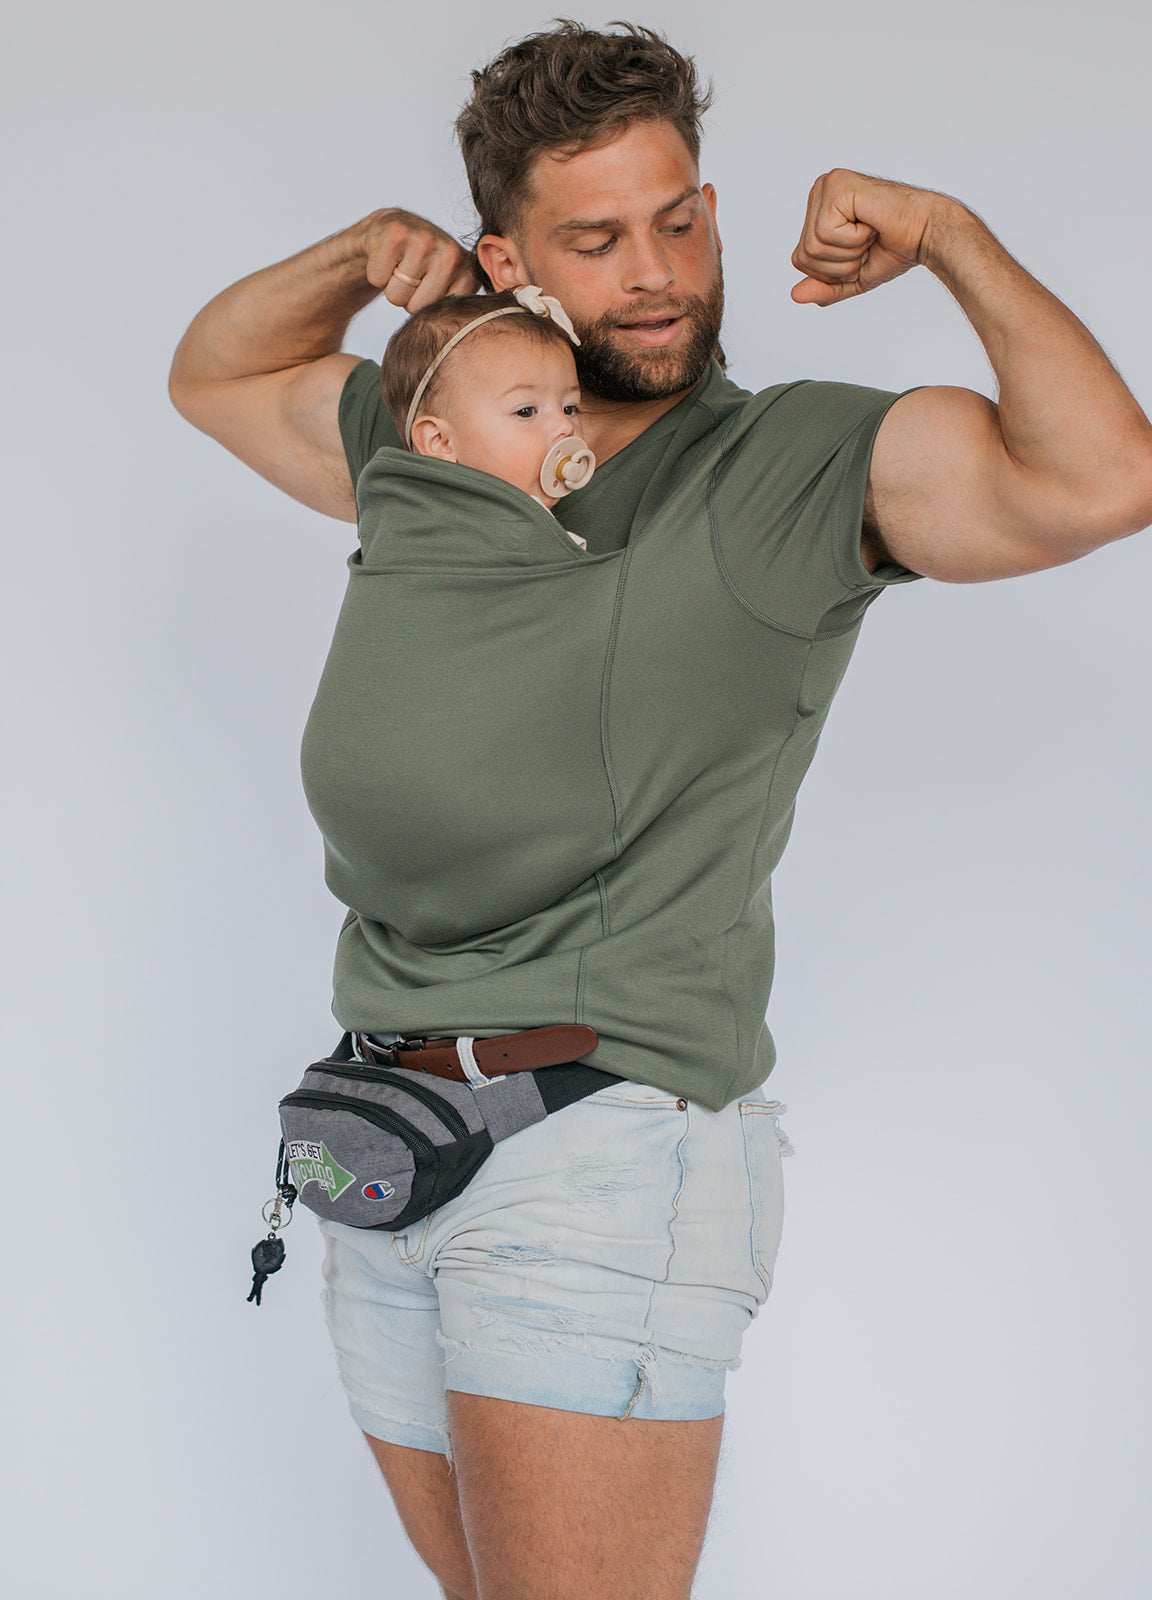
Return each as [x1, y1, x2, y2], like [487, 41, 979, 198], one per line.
[300, 357, 917, 1110]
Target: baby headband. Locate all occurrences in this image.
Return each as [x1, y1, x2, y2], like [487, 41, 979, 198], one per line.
[404, 286, 580, 448]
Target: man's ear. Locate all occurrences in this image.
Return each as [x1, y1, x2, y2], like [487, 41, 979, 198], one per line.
[409, 416, 458, 462]
[703, 183, 722, 254]
[477, 233, 529, 292]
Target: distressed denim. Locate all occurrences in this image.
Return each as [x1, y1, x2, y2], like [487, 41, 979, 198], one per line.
[319, 1078, 790, 1457]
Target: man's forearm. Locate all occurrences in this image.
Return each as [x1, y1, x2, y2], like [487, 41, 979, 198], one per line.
[167, 209, 478, 518]
[923, 197, 1152, 517]
[170, 213, 383, 396]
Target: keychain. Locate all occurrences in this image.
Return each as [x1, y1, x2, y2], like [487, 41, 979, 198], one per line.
[247, 1140, 297, 1305]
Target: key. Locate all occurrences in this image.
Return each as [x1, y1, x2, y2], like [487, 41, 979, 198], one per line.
[247, 1235, 286, 1305]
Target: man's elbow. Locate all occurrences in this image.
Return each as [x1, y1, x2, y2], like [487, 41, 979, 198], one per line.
[167, 368, 195, 424]
[1122, 444, 1152, 535]
[1048, 433, 1152, 557]
[168, 324, 229, 431]
[1085, 447, 1152, 548]
[167, 365, 231, 439]
[167, 356, 205, 427]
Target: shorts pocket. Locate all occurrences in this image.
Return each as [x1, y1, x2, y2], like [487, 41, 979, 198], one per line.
[395, 1213, 433, 1266]
[739, 1102, 787, 1298]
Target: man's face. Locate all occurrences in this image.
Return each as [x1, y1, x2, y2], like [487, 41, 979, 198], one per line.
[488, 120, 724, 404]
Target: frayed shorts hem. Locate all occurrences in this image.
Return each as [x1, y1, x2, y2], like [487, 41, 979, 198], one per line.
[437, 1344, 728, 1423]
[347, 1396, 452, 1457]
[348, 1347, 726, 1456]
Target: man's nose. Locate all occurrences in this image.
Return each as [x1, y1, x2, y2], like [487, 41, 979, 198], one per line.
[621, 232, 675, 295]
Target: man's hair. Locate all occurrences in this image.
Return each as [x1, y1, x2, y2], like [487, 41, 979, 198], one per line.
[380, 290, 577, 446]
[455, 18, 713, 266]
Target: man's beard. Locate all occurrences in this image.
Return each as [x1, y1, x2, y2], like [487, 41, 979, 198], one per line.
[570, 273, 725, 403]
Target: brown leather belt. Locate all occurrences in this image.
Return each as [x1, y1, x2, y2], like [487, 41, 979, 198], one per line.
[356, 1024, 599, 1085]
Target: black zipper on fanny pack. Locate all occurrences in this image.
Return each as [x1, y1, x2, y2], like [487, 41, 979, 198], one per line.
[280, 1089, 438, 1161]
[304, 1063, 471, 1142]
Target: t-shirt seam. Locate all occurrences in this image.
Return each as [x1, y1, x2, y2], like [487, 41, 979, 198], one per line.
[575, 947, 588, 1025]
[349, 564, 600, 577]
[828, 404, 902, 594]
[716, 644, 810, 1104]
[594, 870, 611, 938]
[707, 464, 822, 643]
[597, 548, 633, 864]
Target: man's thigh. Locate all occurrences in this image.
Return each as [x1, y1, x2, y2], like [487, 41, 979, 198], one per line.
[364, 1433, 477, 1600]
[448, 1393, 724, 1600]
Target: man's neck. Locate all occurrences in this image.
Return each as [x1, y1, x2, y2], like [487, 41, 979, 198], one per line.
[578, 383, 697, 464]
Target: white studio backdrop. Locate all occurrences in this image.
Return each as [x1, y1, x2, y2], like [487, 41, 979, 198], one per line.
[4, 1, 1150, 1595]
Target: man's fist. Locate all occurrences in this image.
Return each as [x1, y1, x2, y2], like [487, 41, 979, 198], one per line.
[365, 209, 481, 312]
[791, 171, 941, 306]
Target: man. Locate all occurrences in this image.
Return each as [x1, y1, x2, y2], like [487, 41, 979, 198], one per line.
[170, 20, 1152, 1600]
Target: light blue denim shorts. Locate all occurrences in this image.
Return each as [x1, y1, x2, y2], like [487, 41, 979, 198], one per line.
[318, 1077, 790, 1457]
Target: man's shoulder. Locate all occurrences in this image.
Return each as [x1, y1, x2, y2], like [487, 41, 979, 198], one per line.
[693, 368, 901, 485]
[703, 365, 898, 433]
[339, 358, 402, 486]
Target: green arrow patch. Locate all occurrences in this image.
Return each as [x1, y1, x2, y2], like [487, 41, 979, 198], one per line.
[286, 1139, 356, 1202]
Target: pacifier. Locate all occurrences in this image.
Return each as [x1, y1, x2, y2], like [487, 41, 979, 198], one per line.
[540, 437, 596, 497]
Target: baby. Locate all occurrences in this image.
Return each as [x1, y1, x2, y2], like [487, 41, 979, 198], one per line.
[380, 287, 595, 541]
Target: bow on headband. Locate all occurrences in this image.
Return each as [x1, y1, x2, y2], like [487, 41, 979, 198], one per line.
[510, 285, 581, 345]
[404, 286, 581, 446]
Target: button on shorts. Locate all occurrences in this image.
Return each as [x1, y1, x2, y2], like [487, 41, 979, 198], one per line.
[319, 1078, 789, 1457]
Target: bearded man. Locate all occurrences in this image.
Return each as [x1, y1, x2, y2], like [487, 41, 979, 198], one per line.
[170, 20, 1152, 1600]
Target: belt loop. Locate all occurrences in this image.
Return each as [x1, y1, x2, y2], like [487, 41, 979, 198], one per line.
[456, 1036, 505, 1087]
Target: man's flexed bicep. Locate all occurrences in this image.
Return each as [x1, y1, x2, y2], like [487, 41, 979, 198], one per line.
[168, 209, 478, 521]
[791, 171, 1152, 583]
[864, 376, 1152, 584]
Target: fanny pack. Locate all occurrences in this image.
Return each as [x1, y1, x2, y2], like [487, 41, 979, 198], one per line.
[248, 1025, 616, 1304]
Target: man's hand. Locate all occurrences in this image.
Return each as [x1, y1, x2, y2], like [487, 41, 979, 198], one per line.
[365, 209, 480, 310]
[791, 170, 940, 306]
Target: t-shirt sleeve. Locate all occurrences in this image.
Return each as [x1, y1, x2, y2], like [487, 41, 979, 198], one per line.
[709, 380, 920, 639]
[338, 358, 403, 486]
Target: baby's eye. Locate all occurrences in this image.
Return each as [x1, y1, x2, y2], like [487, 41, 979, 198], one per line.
[564, 403, 581, 416]
[515, 405, 537, 419]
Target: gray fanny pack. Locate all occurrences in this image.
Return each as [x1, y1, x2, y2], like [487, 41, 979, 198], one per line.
[247, 1032, 618, 1304]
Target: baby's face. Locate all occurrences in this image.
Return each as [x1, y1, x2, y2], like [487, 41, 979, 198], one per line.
[421, 331, 582, 506]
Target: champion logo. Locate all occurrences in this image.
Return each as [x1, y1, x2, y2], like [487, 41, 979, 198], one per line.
[362, 1180, 396, 1202]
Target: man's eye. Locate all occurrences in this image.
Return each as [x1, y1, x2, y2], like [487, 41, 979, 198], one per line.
[515, 406, 537, 418]
[574, 240, 612, 256]
[666, 222, 692, 236]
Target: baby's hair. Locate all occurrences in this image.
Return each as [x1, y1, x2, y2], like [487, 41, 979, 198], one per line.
[381, 290, 577, 448]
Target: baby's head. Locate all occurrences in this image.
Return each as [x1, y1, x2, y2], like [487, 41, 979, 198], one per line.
[381, 290, 585, 506]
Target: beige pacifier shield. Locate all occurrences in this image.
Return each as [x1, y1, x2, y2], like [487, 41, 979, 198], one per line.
[540, 437, 596, 497]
